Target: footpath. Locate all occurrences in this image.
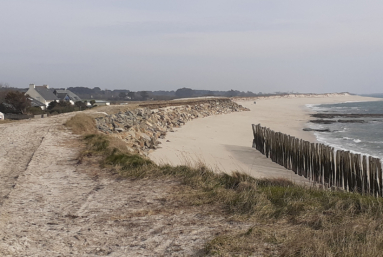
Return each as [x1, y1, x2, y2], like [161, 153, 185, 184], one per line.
[0, 111, 250, 256]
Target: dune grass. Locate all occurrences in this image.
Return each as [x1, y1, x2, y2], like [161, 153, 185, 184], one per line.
[66, 113, 383, 256]
[64, 113, 97, 134]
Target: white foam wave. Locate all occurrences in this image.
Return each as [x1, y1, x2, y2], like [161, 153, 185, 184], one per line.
[341, 137, 362, 143]
[314, 133, 382, 159]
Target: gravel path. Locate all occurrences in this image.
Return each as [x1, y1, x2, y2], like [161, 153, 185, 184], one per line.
[0, 113, 247, 256]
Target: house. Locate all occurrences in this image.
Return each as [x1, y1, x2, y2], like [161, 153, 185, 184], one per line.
[93, 100, 110, 106]
[29, 97, 47, 110]
[25, 84, 59, 107]
[53, 89, 81, 105]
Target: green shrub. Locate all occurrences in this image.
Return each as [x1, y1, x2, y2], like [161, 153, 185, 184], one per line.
[26, 106, 46, 115]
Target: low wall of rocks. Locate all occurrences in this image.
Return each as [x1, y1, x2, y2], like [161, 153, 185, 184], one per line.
[96, 99, 249, 155]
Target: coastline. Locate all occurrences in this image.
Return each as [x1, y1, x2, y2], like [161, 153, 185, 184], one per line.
[148, 94, 381, 181]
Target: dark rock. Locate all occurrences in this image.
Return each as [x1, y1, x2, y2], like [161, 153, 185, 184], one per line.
[310, 120, 335, 124]
[337, 119, 365, 123]
[303, 128, 331, 132]
[311, 113, 383, 119]
[95, 99, 250, 156]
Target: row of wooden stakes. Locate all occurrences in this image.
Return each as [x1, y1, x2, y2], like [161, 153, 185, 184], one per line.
[252, 124, 383, 196]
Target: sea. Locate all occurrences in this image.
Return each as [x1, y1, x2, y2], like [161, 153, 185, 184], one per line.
[306, 99, 383, 160]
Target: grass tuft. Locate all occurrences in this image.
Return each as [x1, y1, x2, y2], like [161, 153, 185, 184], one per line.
[64, 113, 97, 134]
[105, 149, 153, 169]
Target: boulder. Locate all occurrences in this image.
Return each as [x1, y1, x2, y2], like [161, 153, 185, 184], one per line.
[95, 99, 249, 155]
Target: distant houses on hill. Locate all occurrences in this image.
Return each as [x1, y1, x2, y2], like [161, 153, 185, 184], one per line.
[25, 84, 82, 109]
[25, 84, 58, 108]
[3, 84, 267, 102]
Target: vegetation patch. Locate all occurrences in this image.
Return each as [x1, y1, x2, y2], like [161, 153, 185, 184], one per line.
[64, 114, 97, 135]
[66, 113, 383, 257]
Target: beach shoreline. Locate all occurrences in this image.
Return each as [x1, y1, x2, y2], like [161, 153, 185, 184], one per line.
[149, 94, 381, 181]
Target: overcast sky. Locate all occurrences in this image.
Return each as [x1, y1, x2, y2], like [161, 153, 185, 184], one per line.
[1, 1, 383, 93]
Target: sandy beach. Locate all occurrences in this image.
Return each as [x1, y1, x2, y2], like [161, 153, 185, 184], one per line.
[149, 94, 381, 181]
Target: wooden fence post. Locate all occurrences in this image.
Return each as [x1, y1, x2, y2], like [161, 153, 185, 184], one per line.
[363, 156, 368, 194]
[252, 124, 382, 197]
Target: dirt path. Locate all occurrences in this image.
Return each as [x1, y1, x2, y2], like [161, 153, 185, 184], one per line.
[0, 114, 250, 256]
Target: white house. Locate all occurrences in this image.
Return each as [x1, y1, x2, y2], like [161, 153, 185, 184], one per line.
[94, 100, 110, 106]
[25, 84, 59, 107]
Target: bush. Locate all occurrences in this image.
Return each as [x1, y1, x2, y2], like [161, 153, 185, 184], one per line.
[3, 91, 31, 114]
[75, 101, 87, 109]
[48, 100, 77, 114]
[27, 106, 46, 115]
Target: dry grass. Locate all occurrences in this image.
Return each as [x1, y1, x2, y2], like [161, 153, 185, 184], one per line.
[86, 104, 139, 116]
[79, 133, 383, 256]
[66, 111, 383, 257]
[0, 119, 15, 124]
[64, 113, 97, 134]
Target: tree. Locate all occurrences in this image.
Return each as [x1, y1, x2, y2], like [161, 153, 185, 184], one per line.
[75, 101, 87, 109]
[119, 92, 127, 99]
[0, 82, 9, 88]
[4, 91, 31, 114]
[175, 88, 193, 98]
[225, 89, 239, 97]
[47, 100, 58, 110]
[90, 100, 96, 106]
[140, 91, 149, 100]
[127, 92, 135, 100]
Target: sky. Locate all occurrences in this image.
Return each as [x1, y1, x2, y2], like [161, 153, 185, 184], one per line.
[1, 1, 383, 94]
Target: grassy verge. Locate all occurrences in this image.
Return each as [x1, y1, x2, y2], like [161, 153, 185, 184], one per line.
[67, 113, 383, 256]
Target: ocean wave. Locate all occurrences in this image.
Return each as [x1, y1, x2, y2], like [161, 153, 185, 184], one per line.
[314, 134, 383, 159]
[334, 128, 348, 133]
[365, 140, 383, 144]
[305, 104, 329, 112]
[341, 137, 362, 143]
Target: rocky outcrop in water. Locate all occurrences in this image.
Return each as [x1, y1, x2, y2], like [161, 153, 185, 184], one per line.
[311, 113, 383, 119]
[303, 128, 331, 132]
[95, 99, 249, 155]
[310, 119, 366, 124]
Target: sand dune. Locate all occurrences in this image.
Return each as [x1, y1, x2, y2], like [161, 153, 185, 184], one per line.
[149, 94, 381, 181]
